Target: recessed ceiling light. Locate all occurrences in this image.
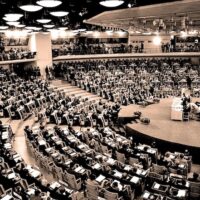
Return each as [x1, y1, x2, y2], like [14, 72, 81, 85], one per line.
[19, 4, 43, 12]
[5, 13, 23, 19]
[3, 17, 19, 22]
[36, 0, 62, 8]
[43, 24, 55, 28]
[3, 15, 23, 22]
[0, 26, 8, 30]
[6, 21, 20, 26]
[15, 24, 26, 28]
[99, 0, 124, 7]
[34, 27, 43, 31]
[58, 27, 68, 30]
[36, 19, 51, 24]
[50, 11, 69, 17]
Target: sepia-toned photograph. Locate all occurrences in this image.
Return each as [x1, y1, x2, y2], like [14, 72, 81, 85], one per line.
[0, 0, 200, 199]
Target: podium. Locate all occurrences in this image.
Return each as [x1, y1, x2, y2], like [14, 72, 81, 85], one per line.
[171, 98, 183, 121]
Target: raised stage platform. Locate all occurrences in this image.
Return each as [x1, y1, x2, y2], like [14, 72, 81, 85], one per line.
[119, 98, 200, 163]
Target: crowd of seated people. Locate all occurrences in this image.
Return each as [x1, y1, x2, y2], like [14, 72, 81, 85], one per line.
[0, 48, 36, 61]
[1, 64, 200, 199]
[52, 39, 146, 57]
[174, 44, 200, 52]
[23, 122, 200, 200]
[160, 41, 200, 53]
[12, 65, 41, 79]
[53, 58, 200, 105]
[0, 68, 120, 128]
[52, 42, 129, 57]
[0, 121, 82, 200]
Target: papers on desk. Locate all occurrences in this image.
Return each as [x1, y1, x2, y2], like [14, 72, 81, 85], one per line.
[51, 136, 58, 140]
[75, 166, 85, 174]
[13, 154, 22, 162]
[26, 165, 41, 178]
[137, 145, 145, 151]
[76, 131, 82, 137]
[67, 135, 77, 143]
[45, 147, 53, 153]
[113, 170, 123, 178]
[143, 191, 150, 199]
[130, 176, 140, 184]
[13, 154, 20, 159]
[177, 190, 186, 197]
[30, 170, 41, 178]
[0, 195, 13, 200]
[78, 144, 86, 149]
[4, 143, 11, 149]
[185, 181, 190, 188]
[93, 163, 101, 170]
[154, 183, 160, 189]
[27, 188, 35, 196]
[116, 137, 122, 142]
[52, 152, 59, 158]
[38, 140, 46, 146]
[96, 175, 106, 183]
[50, 182, 61, 189]
[106, 158, 115, 165]
[95, 155, 102, 159]
[85, 149, 92, 154]
[55, 140, 62, 145]
[70, 152, 77, 157]
[62, 146, 68, 151]
[65, 160, 72, 166]
[65, 188, 73, 194]
[147, 148, 157, 154]
[124, 165, 132, 171]
[2, 131, 9, 140]
[75, 166, 82, 173]
[136, 169, 142, 175]
[8, 172, 16, 179]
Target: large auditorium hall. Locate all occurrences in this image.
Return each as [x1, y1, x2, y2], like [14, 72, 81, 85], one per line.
[0, 0, 200, 199]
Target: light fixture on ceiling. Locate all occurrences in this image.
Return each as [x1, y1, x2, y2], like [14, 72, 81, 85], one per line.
[25, 26, 37, 30]
[3, 17, 19, 22]
[58, 27, 68, 30]
[50, 11, 69, 17]
[34, 27, 43, 31]
[36, 0, 62, 8]
[5, 13, 23, 19]
[0, 25, 8, 30]
[6, 21, 20, 26]
[99, 0, 124, 7]
[3, 13, 23, 22]
[43, 24, 55, 28]
[37, 19, 51, 23]
[19, 4, 43, 12]
[15, 24, 26, 28]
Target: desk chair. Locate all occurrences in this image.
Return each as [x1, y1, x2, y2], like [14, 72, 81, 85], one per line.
[116, 151, 126, 163]
[66, 171, 82, 190]
[86, 182, 100, 200]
